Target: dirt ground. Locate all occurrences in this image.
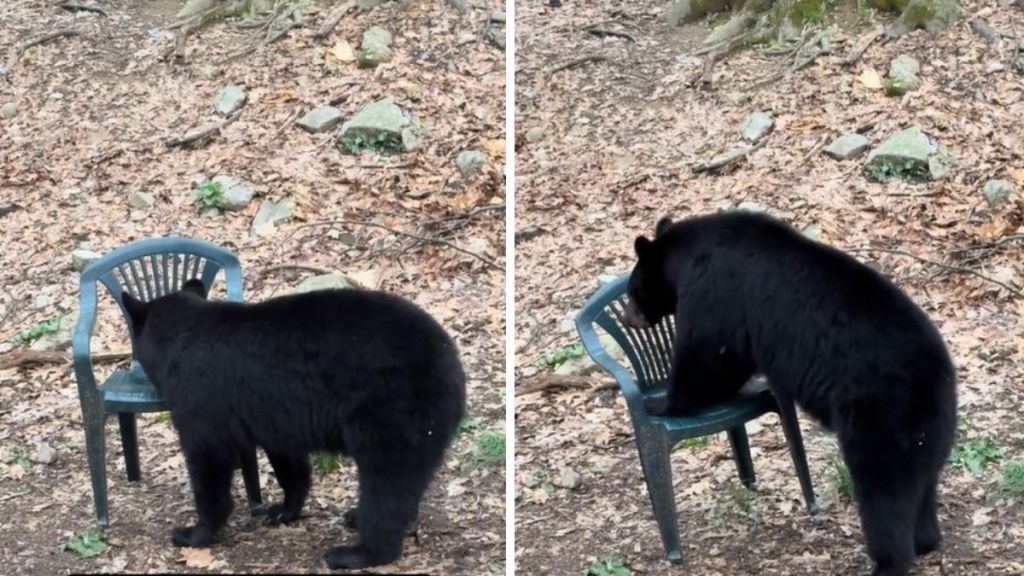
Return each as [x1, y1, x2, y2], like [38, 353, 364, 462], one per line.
[0, 0, 505, 574]
[514, 1, 1024, 575]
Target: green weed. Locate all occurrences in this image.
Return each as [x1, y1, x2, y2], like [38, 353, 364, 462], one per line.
[313, 452, 345, 476]
[469, 431, 506, 468]
[61, 530, 107, 558]
[190, 180, 225, 211]
[950, 438, 1002, 475]
[13, 317, 62, 344]
[999, 462, 1024, 499]
[539, 344, 585, 368]
[585, 555, 632, 576]
[831, 452, 853, 504]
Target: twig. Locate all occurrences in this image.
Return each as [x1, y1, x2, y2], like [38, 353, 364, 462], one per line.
[314, 0, 357, 39]
[543, 55, 609, 83]
[256, 264, 335, 277]
[296, 220, 501, 271]
[0, 350, 66, 370]
[166, 111, 241, 148]
[847, 247, 1024, 299]
[16, 29, 81, 57]
[58, 3, 107, 17]
[691, 138, 769, 174]
[516, 374, 593, 396]
[842, 26, 885, 67]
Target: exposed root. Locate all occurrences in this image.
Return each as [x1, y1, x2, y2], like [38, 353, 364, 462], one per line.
[16, 29, 81, 58]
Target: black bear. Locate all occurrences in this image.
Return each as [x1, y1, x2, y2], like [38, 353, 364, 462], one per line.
[623, 212, 957, 576]
[122, 279, 466, 570]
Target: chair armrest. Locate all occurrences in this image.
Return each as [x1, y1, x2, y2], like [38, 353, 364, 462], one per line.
[72, 286, 99, 405]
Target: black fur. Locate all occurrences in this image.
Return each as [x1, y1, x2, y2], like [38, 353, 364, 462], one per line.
[123, 281, 466, 570]
[624, 212, 957, 576]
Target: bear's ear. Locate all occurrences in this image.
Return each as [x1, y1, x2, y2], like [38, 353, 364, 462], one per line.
[634, 235, 655, 259]
[181, 279, 209, 299]
[655, 217, 673, 237]
[122, 292, 148, 327]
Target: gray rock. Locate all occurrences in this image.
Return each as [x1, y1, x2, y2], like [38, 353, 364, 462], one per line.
[0, 103, 16, 119]
[34, 294, 55, 309]
[740, 112, 773, 142]
[490, 11, 506, 23]
[737, 201, 769, 214]
[337, 98, 410, 155]
[894, 0, 960, 36]
[211, 175, 254, 211]
[802, 224, 823, 242]
[457, 33, 476, 45]
[359, 27, 392, 68]
[864, 126, 935, 182]
[983, 179, 1015, 208]
[127, 191, 155, 209]
[525, 127, 544, 143]
[72, 249, 103, 272]
[296, 272, 353, 293]
[296, 106, 342, 134]
[456, 150, 486, 178]
[488, 27, 506, 50]
[213, 85, 247, 116]
[823, 133, 869, 160]
[203, 208, 221, 218]
[928, 156, 949, 181]
[555, 466, 582, 490]
[597, 273, 618, 286]
[31, 441, 57, 465]
[886, 55, 921, 96]
[0, 65, 8, 76]
[252, 198, 296, 229]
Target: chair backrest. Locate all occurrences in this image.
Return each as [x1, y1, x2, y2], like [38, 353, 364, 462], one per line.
[76, 237, 244, 343]
[576, 273, 676, 391]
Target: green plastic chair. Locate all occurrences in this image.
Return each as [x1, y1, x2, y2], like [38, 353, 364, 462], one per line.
[73, 237, 262, 527]
[576, 273, 816, 563]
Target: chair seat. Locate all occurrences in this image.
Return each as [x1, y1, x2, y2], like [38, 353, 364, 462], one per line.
[98, 363, 166, 412]
[648, 388, 778, 442]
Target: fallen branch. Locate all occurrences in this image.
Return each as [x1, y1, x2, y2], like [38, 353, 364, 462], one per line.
[516, 374, 593, 396]
[314, 0, 357, 39]
[842, 26, 885, 67]
[691, 138, 768, 174]
[543, 54, 609, 83]
[0, 350, 65, 370]
[847, 247, 1024, 299]
[583, 23, 636, 43]
[16, 29, 81, 57]
[296, 220, 501, 271]
[58, 3, 107, 17]
[166, 111, 241, 148]
[256, 263, 335, 278]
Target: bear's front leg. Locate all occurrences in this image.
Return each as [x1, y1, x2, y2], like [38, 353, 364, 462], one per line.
[174, 443, 236, 547]
[265, 451, 312, 525]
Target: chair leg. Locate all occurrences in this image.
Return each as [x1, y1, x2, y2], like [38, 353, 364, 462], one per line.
[727, 426, 756, 489]
[635, 426, 683, 564]
[238, 447, 264, 515]
[117, 413, 141, 482]
[777, 401, 817, 513]
[83, 412, 109, 527]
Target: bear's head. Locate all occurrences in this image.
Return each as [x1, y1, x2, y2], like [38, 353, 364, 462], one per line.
[623, 217, 675, 329]
[122, 279, 209, 370]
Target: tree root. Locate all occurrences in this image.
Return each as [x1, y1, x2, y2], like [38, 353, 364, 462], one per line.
[16, 29, 81, 58]
[314, 0, 358, 39]
[58, 3, 107, 17]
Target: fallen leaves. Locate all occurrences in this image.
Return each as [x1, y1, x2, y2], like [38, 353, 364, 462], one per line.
[179, 547, 226, 570]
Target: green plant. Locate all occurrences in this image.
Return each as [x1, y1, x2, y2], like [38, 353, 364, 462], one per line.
[342, 131, 404, 155]
[855, 0, 875, 24]
[726, 482, 757, 516]
[313, 452, 345, 476]
[469, 431, 505, 468]
[673, 436, 711, 451]
[999, 462, 1024, 499]
[190, 180, 226, 211]
[61, 530, 107, 558]
[455, 417, 481, 441]
[154, 412, 172, 425]
[792, 0, 831, 25]
[950, 438, 1003, 475]
[3, 447, 31, 471]
[585, 555, 632, 576]
[539, 344, 585, 368]
[831, 453, 853, 504]
[864, 158, 930, 183]
[13, 316, 62, 344]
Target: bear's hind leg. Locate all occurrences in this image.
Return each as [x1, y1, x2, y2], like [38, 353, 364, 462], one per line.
[324, 462, 431, 570]
[173, 443, 235, 547]
[265, 451, 312, 525]
[914, 477, 941, 557]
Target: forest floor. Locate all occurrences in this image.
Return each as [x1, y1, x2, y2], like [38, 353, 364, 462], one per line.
[0, 0, 505, 574]
[514, 1, 1024, 575]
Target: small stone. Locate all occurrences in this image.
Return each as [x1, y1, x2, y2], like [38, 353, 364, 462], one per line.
[457, 33, 476, 45]
[558, 318, 575, 333]
[490, 11, 506, 23]
[337, 97, 410, 155]
[525, 127, 544, 143]
[213, 85, 247, 116]
[252, 198, 296, 230]
[359, 27, 392, 68]
[597, 273, 618, 286]
[823, 133, 869, 160]
[740, 112, 773, 143]
[127, 191, 155, 209]
[0, 103, 16, 119]
[802, 224, 823, 242]
[456, 150, 486, 178]
[927, 157, 949, 181]
[296, 106, 343, 134]
[737, 201, 769, 214]
[864, 126, 935, 182]
[72, 249, 102, 272]
[983, 179, 1015, 208]
[211, 175, 254, 211]
[34, 294, 54, 309]
[203, 208, 221, 218]
[31, 441, 57, 465]
[555, 466, 582, 490]
[295, 272, 353, 294]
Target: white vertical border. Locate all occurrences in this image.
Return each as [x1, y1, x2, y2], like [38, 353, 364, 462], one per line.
[504, 0, 516, 572]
